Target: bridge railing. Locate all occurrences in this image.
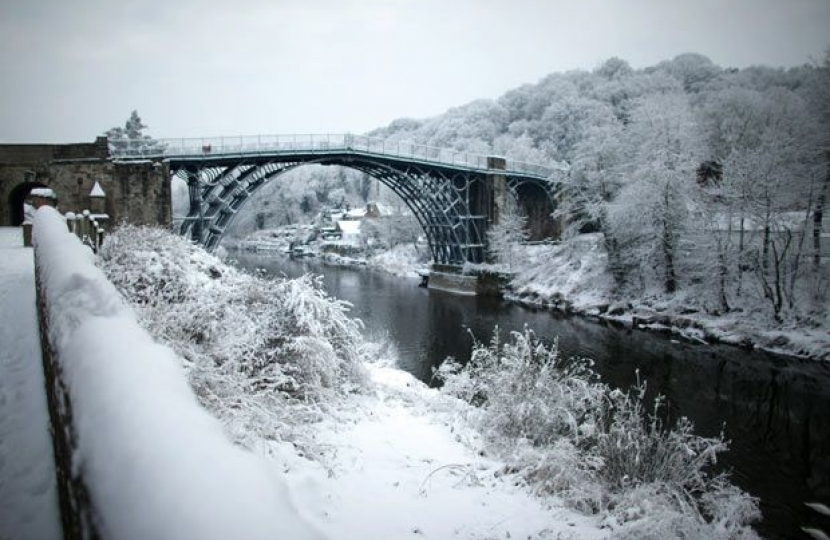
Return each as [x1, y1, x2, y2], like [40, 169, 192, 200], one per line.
[110, 134, 554, 178]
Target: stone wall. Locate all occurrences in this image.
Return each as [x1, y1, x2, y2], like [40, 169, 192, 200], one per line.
[0, 138, 170, 227]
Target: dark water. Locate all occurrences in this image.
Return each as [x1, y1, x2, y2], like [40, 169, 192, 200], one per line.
[233, 253, 830, 539]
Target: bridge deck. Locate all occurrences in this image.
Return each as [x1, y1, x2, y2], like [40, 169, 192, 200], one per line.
[110, 133, 555, 180]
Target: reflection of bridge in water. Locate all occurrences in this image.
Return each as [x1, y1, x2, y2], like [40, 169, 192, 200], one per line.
[112, 134, 562, 266]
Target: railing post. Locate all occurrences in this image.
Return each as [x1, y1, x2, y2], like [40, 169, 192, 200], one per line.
[96, 225, 105, 252]
[65, 212, 76, 234]
[81, 210, 90, 245]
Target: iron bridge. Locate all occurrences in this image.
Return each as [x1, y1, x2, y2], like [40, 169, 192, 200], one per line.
[111, 134, 560, 266]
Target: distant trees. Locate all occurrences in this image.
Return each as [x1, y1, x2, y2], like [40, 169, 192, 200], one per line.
[698, 84, 824, 319]
[371, 51, 829, 321]
[216, 50, 828, 323]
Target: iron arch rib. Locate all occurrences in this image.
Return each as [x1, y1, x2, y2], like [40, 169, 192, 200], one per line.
[163, 147, 558, 266]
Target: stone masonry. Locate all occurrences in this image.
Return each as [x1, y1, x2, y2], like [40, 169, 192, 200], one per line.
[0, 137, 171, 227]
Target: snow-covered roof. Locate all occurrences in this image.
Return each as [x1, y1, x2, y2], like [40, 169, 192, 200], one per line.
[346, 208, 366, 218]
[337, 220, 361, 235]
[29, 188, 56, 199]
[90, 181, 106, 198]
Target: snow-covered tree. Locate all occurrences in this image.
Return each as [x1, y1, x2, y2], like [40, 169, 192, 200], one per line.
[554, 103, 625, 235]
[105, 110, 158, 156]
[652, 53, 722, 94]
[487, 208, 529, 271]
[608, 92, 705, 294]
[98, 223, 368, 401]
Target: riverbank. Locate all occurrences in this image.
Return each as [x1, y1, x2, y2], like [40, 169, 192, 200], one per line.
[229, 233, 830, 362]
[503, 234, 830, 362]
[101, 227, 614, 539]
[234, 246, 830, 539]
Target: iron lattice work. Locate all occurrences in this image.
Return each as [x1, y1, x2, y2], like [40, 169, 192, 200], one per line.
[114, 135, 558, 266]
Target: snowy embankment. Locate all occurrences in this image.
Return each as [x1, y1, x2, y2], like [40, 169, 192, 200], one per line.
[507, 234, 830, 362]
[98, 224, 611, 539]
[317, 243, 428, 278]
[32, 207, 322, 540]
[97, 224, 769, 539]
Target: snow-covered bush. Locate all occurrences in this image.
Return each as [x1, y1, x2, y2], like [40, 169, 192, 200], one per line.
[591, 383, 725, 494]
[98, 224, 368, 450]
[437, 328, 601, 445]
[438, 328, 760, 538]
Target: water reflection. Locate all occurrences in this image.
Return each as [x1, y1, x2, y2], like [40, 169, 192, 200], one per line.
[232, 253, 830, 539]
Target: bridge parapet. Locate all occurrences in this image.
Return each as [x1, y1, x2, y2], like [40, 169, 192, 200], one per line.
[110, 133, 553, 179]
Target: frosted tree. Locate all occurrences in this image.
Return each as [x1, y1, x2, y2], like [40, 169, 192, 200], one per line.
[554, 103, 625, 235]
[490, 134, 539, 162]
[608, 92, 704, 294]
[652, 53, 722, 94]
[803, 50, 830, 275]
[487, 207, 529, 271]
[736, 94, 819, 318]
[696, 73, 827, 320]
[105, 110, 158, 156]
[556, 109, 627, 287]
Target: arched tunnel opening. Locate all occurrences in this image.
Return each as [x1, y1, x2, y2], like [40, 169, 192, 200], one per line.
[7, 182, 48, 226]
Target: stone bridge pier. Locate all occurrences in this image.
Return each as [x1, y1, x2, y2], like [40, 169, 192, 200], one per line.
[468, 155, 559, 245]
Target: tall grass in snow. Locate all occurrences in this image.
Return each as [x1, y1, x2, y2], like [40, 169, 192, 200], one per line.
[436, 328, 761, 539]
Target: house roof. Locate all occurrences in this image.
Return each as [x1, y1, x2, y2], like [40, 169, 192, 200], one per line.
[336, 220, 361, 234]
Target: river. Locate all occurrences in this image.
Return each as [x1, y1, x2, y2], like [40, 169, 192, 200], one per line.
[232, 252, 830, 539]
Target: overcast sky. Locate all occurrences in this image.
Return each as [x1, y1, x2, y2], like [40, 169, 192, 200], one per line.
[1, 0, 827, 143]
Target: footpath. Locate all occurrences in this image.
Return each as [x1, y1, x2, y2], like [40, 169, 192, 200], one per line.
[0, 227, 61, 540]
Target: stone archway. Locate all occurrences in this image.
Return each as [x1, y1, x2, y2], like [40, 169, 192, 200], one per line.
[512, 181, 559, 240]
[7, 182, 48, 226]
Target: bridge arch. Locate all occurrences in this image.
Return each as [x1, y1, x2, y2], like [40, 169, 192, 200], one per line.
[508, 179, 560, 240]
[176, 157, 492, 265]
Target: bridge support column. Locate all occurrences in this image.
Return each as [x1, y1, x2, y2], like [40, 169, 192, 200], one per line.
[186, 170, 204, 244]
[463, 156, 511, 264]
[487, 156, 510, 227]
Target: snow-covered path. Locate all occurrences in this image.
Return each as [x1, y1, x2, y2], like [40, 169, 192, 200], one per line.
[279, 365, 606, 540]
[0, 227, 62, 540]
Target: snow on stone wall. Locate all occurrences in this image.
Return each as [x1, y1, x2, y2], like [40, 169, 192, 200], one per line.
[32, 206, 323, 540]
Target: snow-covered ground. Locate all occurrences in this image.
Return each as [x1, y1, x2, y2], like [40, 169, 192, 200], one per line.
[0, 227, 62, 540]
[231, 223, 430, 278]
[274, 364, 606, 540]
[508, 234, 830, 362]
[26, 214, 609, 539]
[320, 243, 428, 278]
[367, 243, 429, 277]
